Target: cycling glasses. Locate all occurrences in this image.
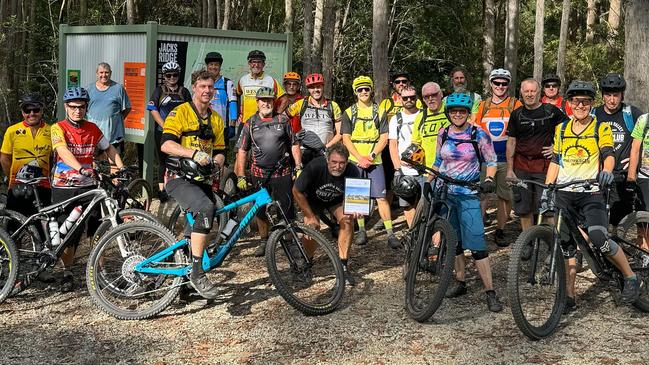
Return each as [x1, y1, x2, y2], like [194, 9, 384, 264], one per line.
[164, 73, 179, 78]
[22, 107, 42, 114]
[393, 79, 409, 85]
[570, 98, 593, 107]
[544, 83, 559, 89]
[401, 95, 418, 102]
[492, 81, 509, 87]
[422, 92, 440, 99]
[356, 87, 372, 93]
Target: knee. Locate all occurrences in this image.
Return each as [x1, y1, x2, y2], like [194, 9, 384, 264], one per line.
[587, 226, 619, 256]
[471, 250, 489, 261]
[191, 202, 216, 234]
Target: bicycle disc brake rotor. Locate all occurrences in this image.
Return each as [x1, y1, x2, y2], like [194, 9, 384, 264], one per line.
[122, 254, 146, 284]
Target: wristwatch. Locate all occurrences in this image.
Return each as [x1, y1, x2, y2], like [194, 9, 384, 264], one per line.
[370, 152, 377, 160]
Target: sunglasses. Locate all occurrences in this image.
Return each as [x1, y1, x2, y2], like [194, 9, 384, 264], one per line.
[401, 95, 418, 101]
[164, 73, 179, 78]
[22, 107, 42, 114]
[67, 104, 87, 111]
[393, 79, 409, 85]
[570, 98, 593, 107]
[448, 109, 468, 115]
[492, 81, 509, 87]
[422, 92, 440, 99]
[544, 83, 559, 89]
[356, 87, 372, 93]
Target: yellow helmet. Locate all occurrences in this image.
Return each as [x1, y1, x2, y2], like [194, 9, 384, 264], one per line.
[352, 75, 374, 91]
[283, 71, 302, 82]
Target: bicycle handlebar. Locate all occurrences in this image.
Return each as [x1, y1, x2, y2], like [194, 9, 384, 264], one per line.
[507, 178, 601, 191]
[401, 157, 480, 190]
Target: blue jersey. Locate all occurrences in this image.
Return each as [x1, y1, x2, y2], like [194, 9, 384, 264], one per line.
[210, 76, 238, 125]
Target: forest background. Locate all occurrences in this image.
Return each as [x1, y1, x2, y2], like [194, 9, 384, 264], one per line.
[0, 0, 647, 136]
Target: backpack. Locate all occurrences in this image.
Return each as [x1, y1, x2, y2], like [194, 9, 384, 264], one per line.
[479, 96, 518, 120]
[351, 103, 381, 131]
[440, 125, 484, 167]
[622, 105, 635, 133]
[556, 117, 604, 166]
[395, 110, 422, 140]
[214, 76, 233, 124]
[298, 97, 335, 121]
[158, 84, 183, 106]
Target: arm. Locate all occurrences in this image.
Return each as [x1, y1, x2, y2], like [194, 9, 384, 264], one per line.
[506, 137, 516, 179]
[161, 140, 195, 159]
[292, 144, 302, 167]
[55, 146, 85, 171]
[628, 139, 642, 181]
[275, 95, 290, 114]
[122, 107, 132, 120]
[389, 139, 401, 171]
[150, 110, 165, 128]
[485, 165, 497, 179]
[235, 149, 248, 177]
[342, 134, 363, 162]
[372, 133, 389, 156]
[545, 162, 560, 185]
[602, 155, 615, 173]
[104, 145, 124, 169]
[0, 153, 11, 176]
[326, 120, 342, 148]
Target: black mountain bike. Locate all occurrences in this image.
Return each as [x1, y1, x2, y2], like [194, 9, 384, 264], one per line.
[507, 179, 649, 340]
[96, 161, 153, 211]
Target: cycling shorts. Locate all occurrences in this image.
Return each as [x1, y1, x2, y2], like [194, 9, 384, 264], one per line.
[511, 169, 545, 216]
[554, 190, 608, 257]
[251, 174, 295, 221]
[480, 163, 512, 201]
[441, 193, 487, 252]
[166, 178, 216, 235]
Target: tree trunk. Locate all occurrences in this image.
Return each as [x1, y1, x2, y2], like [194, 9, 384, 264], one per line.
[372, 0, 389, 102]
[201, 0, 207, 27]
[504, 0, 519, 89]
[311, 0, 324, 73]
[624, 0, 649, 113]
[216, 0, 221, 28]
[27, 0, 35, 80]
[533, 0, 544, 81]
[126, 0, 135, 24]
[207, 0, 215, 28]
[586, 0, 596, 43]
[266, 1, 273, 32]
[302, 0, 314, 76]
[222, 0, 230, 29]
[79, 0, 87, 25]
[333, 0, 351, 54]
[284, 0, 293, 33]
[243, 0, 252, 30]
[321, 0, 335, 98]
[482, 0, 496, 95]
[557, 0, 571, 93]
[608, 0, 622, 40]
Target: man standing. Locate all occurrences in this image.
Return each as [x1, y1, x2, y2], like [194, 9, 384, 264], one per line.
[445, 66, 482, 114]
[411, 82, 450, 168]
[541, 73, 572, 118]
[506, 79, 567, 231]
[593, 73, 644, 229]
[86, 62, 132, 153]
[205, 52, 238, 141]
[236, 87, 302, 257]
[474, 68, 522, 247]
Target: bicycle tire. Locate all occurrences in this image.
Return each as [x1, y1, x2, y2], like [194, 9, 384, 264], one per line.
[0, 228, 18, 303]
[265, 223, 344, 315]
[167, 193, 227, 244]
[92, 209, 159, 246]
[403, 196, 430, 280]
[0, 209, 44, 294]
[86, 220, 184, 320]
[125, 178, 153, 211]
[616, 211, 649, 312]
[507, 225, 566, 340]
[404, 218, 457, 322]
[220, 168, 237, 197]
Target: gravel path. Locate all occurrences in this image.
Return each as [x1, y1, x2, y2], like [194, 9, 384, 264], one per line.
[2, 202, 648, 364]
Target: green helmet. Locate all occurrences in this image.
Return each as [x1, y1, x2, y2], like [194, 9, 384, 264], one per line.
[256, 87, 276, 99]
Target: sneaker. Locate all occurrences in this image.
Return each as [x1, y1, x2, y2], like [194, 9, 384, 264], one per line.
[254, 239, 266, 257]
[445, 280, 467, 298]
[387, 233, 401, 250]
[621, 276, 641, 304]
[158, 190, 169, 203]
[486, 290, 503, 312]
[343, 264, 356, 287]
[60, 271, 76, 293]
[37, 270, 57, 284]
[355, 230, 368, 246]
[494, 229, 508, 247]
[563, 296, 577, 314]
[189, 272, 219, 299]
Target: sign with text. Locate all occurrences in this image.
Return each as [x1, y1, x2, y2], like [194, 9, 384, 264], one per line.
[156, 40, 188, 86]
[123, 62, 147, 138]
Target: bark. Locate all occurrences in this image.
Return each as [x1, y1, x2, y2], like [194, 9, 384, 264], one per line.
[0, 0, 6, 23]
[311, 0, 324, 73]
[243, 0, 252, 30]
[333, 0, 351, 54]
[482, 0, 496, 96]
[321, 0, 335, 98]
[201, 0, 208, 27]
[266, 1, 273, 32]
[556, 0, 571, 93]
[504, 0, 519, 89]
[207, 0, 215, 28]
[222, 0, 230, 29]
[372, 0, 389, 102]
[608, 0, 622, 39]
[284, 0, 293, 33]
[127, 0, 136, 24]
[586, 0, 596, 43]
[27, 0, 35, 80]
[216, 0, 221, 28]
[302, 0, 314, 76]
[624, 0, 649, 113]
[80, 0, 87, 25]
[533, 0, 544, 81]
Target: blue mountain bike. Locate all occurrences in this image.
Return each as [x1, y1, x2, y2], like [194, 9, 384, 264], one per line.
[86, 157, 345, 320]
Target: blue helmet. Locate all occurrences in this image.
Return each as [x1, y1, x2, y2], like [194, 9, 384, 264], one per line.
[445, 92, 473, 111]
[63, 87, 89, 103]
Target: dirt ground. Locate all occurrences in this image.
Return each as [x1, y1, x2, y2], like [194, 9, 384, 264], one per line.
[1, 200, 648, 365]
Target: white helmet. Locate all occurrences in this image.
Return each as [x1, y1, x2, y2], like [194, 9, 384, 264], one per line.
[489, 68, 511, 82]
[162, 61, 181, 74]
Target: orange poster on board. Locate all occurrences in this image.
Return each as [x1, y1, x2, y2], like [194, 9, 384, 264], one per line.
[123, 62, 146, 136]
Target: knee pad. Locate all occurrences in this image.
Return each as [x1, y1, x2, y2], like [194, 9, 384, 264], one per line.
[456, 242, 464, 256]
[471, 250, 489, 261]
[191, 206, 215, 235]
[587, 225, 618, 256]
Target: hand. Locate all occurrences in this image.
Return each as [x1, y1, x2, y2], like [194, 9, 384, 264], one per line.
[294, 167, 303, 179]
[542, 145, 553, 159]
[237, 176, 248, 191]
[192, 150, 211, 166]
[481, 176, 496, 194]
[394, 168, 403, 177]
[79, 167, 97, 178]
[626, 179, 638, 193]
[597, 170, 615, 187]
[357, 156, 372, 169]
[540, 189, 550, 211]
[304, 215, 321, 230]
[506, 169, 517, 184]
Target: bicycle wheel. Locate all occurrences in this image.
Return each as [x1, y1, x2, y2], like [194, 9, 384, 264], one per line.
[92, 209, 159, 246]
[403, 196, 430, 280]
[167, 193, 227, 244]
[507, 225, 566, 340]
[0, 228, 18, 303]
[86, 221, 185, 320]
[220, 168, 237, 197]
[616, 211, 649, 312]
[404, 218, 457, 322]
[0, 209, 43, 291]
[125, 178, 153, 211]
[265, 223, 344, 315]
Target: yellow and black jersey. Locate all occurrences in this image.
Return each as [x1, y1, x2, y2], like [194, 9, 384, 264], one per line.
[162, 102, 225, 155]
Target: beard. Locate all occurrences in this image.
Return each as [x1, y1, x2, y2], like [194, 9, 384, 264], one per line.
[330, 169, 344, 177]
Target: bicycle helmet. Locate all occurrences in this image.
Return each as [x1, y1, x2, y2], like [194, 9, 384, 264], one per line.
[392, 175, 421, 203]
[63, 87, 90, 103]
[542, 73, 561, 86]
[255, 87, 276, 99]
[352, 75, 373, 91]
[305, 73, 325, 87]
[445, 92, 473, 111]
[296, 129, 325, 153]
[166, 157, 214, 183]
[401, 144, 425, 166]
[20, 93, 44, 108]
[247, 50, 266, 61]
[390, 71, 410, 82]
[599, 73, 626, 92]
[566, 80, 596, 99]
[283, 71, 301, 82]
[489, 68, 512, 82]
[205, 51, 223, 64]
[162, 61, 181, 74]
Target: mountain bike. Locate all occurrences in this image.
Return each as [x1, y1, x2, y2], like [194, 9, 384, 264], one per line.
[401, 157, 483, 322]
[507, 179, 649, 340]
[96, 161, 153, 211]
[86, 156, 345, 320]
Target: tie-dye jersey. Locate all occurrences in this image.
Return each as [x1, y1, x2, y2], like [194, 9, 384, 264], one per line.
[433, 125, 497, 195]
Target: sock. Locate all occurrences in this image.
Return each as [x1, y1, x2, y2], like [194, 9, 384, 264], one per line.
[626, 274, 638, 280]
[341, 258, 348, 266]
[357, 218, 365, 231]
[383, 220, 393, 234]
[191, 255, 203, 278]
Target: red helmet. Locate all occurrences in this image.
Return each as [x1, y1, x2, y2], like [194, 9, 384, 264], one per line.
[305, 73, 325, 87]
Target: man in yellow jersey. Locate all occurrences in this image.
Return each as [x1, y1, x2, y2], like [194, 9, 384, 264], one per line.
[341, 76, 398, 249]
[546, 80, 639, 312]
[411, 82, 450, 168]
[162, 69, 226, 299]
[1, 93, 52, 217]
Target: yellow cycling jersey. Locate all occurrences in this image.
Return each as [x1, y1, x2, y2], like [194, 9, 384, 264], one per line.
[340, 103, 388, 164]
[378, 94, 423, 123]
[236, 72, 285, 124]
[0, 121, 52, 188]
[553, 117, 613, 191]
[411, 108, 450, 168]
[163, 102, 225, 156]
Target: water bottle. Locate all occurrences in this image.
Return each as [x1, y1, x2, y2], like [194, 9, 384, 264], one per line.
[60, 206, 83, 235]
[220, 218, 238, 240]
[48, 219, 61, 247]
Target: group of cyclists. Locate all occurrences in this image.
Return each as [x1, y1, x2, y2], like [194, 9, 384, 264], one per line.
[1, 48, 647, 318]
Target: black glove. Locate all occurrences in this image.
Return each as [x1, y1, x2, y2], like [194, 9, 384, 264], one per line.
[597, 170, 614, 187]
[481, 176, 496, 194]
[540, 188, 550, 211]
[79, 167, 97, 178]
[626, 180, 638, 193]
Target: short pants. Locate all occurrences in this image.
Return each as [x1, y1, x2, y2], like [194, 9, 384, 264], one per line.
[251, 174, 295, 221]
[554, 190, 608, 258]
[481, 162, 512, 201]
[353, 163, 386, 198]
[441, 193, 487, 252]
[512, 169, 545, 216]
[166, 178, 216, 235]
[608, 178, 635, 226]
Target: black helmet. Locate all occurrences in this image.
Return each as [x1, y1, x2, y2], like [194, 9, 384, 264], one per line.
[542, 73, 561, 86]
[390, 71, 410, 83]
[566, 80, 596, 99]
[599, 73, 626, 92]
[205, 52, 223, 64]
[20, 93, 44, 108]
[166, 157, 214, 183]
[392, 175, 421, 203]
[296, 129, 325, 153]
[247, 50, 266, 62]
